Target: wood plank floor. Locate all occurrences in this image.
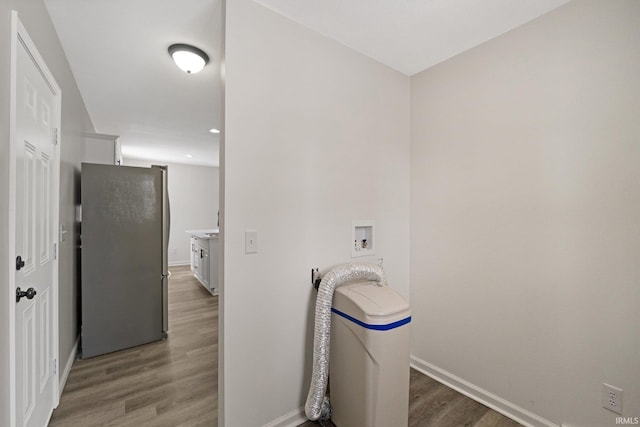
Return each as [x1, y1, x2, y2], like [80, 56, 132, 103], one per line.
[49, 265, 218, 427]
[298, 368, 522, 427]
[51, 265, 520, 427]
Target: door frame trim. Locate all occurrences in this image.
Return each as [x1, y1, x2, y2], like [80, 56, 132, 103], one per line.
[9, 11, 62, 427]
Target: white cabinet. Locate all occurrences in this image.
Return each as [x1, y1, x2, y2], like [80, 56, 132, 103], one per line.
[191, 236, 209, 287]
[190, 237, 197, 273]
[189, 234, 218, 294]
[84, 132, 122, 165]
[208, 236, 219, 290]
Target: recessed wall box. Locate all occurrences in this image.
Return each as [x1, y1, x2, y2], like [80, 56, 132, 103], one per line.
[352, 220, 375, 257]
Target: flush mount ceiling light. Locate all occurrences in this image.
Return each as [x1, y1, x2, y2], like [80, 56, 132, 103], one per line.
[209, 128, 220, 134]
[168, 43, 209, 74]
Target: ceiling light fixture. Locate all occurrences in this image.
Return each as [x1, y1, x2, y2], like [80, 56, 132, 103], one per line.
[185, 154, 193, 158]
[168, 43, 209, 74]
[209, 128, 220, 134]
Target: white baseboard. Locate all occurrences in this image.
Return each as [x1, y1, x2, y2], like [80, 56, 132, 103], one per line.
[410, 355, 559, 427]
[168, 261, 190, 267]
[262, 407, 307, 427]
[60, 336, 79, 397]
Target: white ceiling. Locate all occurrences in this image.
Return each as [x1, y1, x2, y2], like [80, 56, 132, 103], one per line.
[45, 0, 222, 167]
[256, 0, 571, 76]
[44, 0, 570, 167]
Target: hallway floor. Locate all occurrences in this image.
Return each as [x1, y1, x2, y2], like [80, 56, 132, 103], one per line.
[49, 266, 217, 426]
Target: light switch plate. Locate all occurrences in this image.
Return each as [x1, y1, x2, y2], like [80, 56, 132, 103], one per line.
[245, 230, 258, 254]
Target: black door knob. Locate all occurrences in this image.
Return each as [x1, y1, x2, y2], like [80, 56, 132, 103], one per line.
[16, 287, 37, 303]
[16, 256, 25, 271]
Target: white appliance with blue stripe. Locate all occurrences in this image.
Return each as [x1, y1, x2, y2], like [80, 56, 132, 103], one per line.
[330, 281, 411, 427]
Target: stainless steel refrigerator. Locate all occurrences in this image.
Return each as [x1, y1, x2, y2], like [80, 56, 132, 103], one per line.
[80, 163, 169, 358]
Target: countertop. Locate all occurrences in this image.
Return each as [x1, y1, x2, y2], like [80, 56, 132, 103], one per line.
[185, 228, 219, 239]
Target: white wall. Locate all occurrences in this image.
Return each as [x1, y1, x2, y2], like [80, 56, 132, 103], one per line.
[0, 0, 93, 424]
[124, 158, 219, 266]
[222, 0, 410, 425]
[410, 2, 640, 426]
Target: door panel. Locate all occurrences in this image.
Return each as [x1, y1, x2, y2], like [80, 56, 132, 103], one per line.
[23, 141, 36, 274]
[39, 288, 50, 391]
[22, 302, 36, 422]
[39, 154, 51, 264]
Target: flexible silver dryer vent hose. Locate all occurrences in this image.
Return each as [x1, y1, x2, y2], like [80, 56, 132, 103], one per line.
[304, 262, 386, 421]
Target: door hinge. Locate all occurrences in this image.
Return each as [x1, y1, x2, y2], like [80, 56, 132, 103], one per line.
[53, 358, 57, 375]
[52, 128, 58, 145]
[52, 242, 57, 260]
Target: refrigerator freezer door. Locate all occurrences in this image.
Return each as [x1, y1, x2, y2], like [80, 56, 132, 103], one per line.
[158, 165, 169, 334]
[81, 163, 164, 358]
[162, 275, 168, 336]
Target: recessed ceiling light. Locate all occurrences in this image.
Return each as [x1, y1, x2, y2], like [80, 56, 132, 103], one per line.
[209, 128, 220, 134]
[168, 43, 209, 74]
[185, 154, 193, 158]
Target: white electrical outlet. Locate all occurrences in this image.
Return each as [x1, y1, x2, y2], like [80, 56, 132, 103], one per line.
[603, 383, 623, 414]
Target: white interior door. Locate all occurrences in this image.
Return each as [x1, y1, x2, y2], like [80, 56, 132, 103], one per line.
[11, 13, 61, 427]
